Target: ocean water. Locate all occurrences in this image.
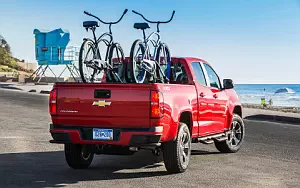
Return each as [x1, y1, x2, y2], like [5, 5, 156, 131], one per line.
[235, 84, 300, 107]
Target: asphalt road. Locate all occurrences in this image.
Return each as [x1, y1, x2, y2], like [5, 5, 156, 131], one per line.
[0, 89, 300, 188]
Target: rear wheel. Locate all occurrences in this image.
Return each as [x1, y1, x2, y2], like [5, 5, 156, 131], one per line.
[64, 144, 94, 169]
[215, 114, 245, 153]
[155, 44, 171, 83]
[128, 39, 148, 83]
[108, 43, 125, 83]
[163, 122, 191, 173]
[78, 40, 98, 83]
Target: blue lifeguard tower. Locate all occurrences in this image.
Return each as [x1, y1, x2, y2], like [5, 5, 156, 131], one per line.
[30, 28, 80, 83]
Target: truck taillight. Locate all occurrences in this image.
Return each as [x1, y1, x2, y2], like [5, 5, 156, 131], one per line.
[151, 90, 164, 118]
[49, 89, 57, 115]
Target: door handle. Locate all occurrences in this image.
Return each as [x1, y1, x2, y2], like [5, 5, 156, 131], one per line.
[199, 92, 205, 97]
[213, 94, 218, 99]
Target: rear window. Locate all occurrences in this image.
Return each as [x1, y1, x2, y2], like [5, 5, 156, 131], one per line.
[169, 62, 189, 84]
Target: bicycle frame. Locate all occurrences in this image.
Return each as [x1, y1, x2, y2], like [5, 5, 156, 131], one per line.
[97, 32, 114, 61]
[89, 29, 114, 61]
[85, 29, 124, 82]
[142, 31, 161, 60]
[131, 10, 174, 83]
[84, 9, 127, 62]
[81, 9, 127, 83]
[138, 31, 169, 82]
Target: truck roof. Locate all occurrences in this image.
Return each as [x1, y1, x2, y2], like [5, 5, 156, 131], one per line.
[124, 56, 211, 66]
[171, 57, 210, 66]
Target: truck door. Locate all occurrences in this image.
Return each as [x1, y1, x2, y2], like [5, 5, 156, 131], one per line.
[190, 62, 215, 136]
[202, 63, 228, 132]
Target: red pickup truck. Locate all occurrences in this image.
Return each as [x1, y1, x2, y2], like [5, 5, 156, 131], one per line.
[49, 57, 245, 173]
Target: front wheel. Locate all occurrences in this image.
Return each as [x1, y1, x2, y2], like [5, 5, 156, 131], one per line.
[155, 43, 171, 83]
[108, 43, 125, 83]
[163, 122, 191, 173]
[65, 144, 94, 169]
[78, 40, 97, 83]
[214, 114, 245, 153]
[128, 39, 148, 83]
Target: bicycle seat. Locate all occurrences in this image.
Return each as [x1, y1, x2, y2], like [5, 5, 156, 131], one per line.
[134, 22, 150, 30]
[83, 21, 99, 28]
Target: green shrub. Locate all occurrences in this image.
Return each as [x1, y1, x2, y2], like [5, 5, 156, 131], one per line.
[0, 35, 32, 73]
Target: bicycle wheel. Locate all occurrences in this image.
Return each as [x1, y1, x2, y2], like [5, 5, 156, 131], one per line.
[79, 40, 97, 83]
[108, 43, 125, 83]
[156, 43, 171, 83]
[128, 39, 148, 83]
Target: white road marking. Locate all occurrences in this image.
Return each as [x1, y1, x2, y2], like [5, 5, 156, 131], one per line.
[0, 136, 25, 139]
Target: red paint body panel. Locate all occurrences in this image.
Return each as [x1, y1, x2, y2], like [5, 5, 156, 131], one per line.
[49, 57, 241, 145]
[53, 84, 152, 128]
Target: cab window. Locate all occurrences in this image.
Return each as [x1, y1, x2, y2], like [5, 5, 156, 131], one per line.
[203, 64, 221, 89]
[191, 62, 207, 86]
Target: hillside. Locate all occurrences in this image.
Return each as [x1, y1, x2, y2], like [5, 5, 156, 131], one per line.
[0, 34, 32, 73]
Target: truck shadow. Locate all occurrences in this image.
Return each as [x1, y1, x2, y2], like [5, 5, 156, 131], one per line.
[244, 114, 300, 125]
[0, 150, 166, 188]
[191, 150, 223, 155]
[0, 149, 221, 187]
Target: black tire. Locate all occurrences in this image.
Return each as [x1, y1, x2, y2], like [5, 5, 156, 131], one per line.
[156, 43, 171, 83]
[163, 122, 191, 173]
[215, 114, 245, 153]
[108, 43, 125, 83]
[79, 40, 97, 83]
[128, 39, 147, 83]
[64, 144, 94, 169]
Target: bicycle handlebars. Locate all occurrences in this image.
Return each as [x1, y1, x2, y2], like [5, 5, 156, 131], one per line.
[132, 10, 175, 24]
[84, 9, 128, 25]
[83, 11, 92, 16]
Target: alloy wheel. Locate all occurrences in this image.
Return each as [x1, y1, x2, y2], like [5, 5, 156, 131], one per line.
[229, 120, 243, 147]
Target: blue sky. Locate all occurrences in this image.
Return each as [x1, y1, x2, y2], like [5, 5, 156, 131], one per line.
[0, 0, 300, 83]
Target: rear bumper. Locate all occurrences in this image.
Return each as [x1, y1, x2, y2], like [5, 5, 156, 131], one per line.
[49, 124, 162, 146]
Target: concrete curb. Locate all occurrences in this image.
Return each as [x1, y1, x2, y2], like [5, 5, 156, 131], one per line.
[244, 114, 300, 125]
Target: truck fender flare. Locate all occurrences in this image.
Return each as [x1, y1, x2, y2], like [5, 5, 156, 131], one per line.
[226, 104, 242, 130]
[171, 108, 193, 141]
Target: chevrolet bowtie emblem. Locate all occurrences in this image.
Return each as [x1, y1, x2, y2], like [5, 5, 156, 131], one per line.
[92, 100, 111, 107]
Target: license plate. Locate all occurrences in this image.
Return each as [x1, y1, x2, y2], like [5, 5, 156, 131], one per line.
[93, 128, 113, 140]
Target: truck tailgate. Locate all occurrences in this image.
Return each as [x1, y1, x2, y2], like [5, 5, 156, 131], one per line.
[54, 83, 152, 128]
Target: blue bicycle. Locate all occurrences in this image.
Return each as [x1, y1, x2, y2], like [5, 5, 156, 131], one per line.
[128, 10, 175, 83]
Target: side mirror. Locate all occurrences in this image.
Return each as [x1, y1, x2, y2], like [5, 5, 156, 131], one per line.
[223, 79, 234, 89]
